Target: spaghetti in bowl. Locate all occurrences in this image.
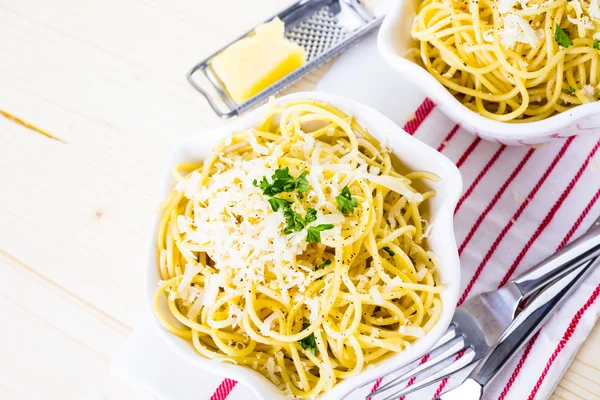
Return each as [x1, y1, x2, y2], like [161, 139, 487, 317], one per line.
[146, 92, 461, 400]
[378, 0, 600, 144]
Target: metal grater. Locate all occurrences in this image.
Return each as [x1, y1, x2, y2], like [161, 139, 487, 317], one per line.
[187, 0, 384, 118]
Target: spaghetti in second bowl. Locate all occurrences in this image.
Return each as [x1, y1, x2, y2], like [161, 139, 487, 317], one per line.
[410, 0, 600, 122]
[153, 99, 446, 399]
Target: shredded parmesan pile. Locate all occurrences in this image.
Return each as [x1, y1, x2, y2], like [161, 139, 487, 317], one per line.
[172, 141, 425, 306]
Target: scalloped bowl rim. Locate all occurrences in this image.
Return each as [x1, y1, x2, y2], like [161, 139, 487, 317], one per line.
[377, 0, 600, 140]
[144, 92, 463, 400]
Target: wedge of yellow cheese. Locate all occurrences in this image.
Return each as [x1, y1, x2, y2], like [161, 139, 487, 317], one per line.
[211, 18, 306, 104]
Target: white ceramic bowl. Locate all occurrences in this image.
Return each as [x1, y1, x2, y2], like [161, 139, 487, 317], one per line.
[145, 92, 462, 400]
[377, 0, 600, 145]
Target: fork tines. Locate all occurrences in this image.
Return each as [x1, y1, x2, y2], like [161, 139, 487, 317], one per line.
[366, 324, 477, 400]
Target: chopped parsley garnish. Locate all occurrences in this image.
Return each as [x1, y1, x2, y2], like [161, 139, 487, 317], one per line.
[316, 259, 331, 271]
[254, 167, 309, 197]
[268, 197, 294, 212]
[564, 86, 576, 93]
[295, 171, 309, 196]
[306, 224, 334, 243]
[283, 208, 307, 234]
[554, 24, 572, 48]
[254, 169, 334, 242]
[253, 176, 269, 191]
[282, 207, 317, 234]
[382, 246, 396, 257]
[336, 186, 358, 214]
[254, 168, 319, 235]
[315, 259, 331, 280]
[305, 207, 317, 223]
[299, 323, 317, 355]
[594, 41, 600, 50]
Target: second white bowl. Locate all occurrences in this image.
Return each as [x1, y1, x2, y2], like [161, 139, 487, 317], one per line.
[377, 0, 600, 145]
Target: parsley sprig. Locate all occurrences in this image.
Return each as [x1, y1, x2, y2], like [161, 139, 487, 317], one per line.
[299, 322, 317, 355]
[382, 246, 396, 257]
[254, 168, 333, 242]
[594, 41, 600, 50]
[268, 197, 293, 211]
[554, 24, 572, 48]
[316, 259, 331, 271]
[253, 167, 308, 197]
[283, 207, 317, 234]
[306, 224, 334, 243]
[336, 186, 358, 214]
[255, 168, 314, 233]
[315, 259, 331, 280]
[564, 86, 576, 94]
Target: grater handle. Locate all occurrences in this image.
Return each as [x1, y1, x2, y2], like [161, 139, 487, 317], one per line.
[187, 64, 237, 119]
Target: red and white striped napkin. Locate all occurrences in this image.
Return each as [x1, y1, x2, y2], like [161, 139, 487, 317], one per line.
[112, 33, 600, 400]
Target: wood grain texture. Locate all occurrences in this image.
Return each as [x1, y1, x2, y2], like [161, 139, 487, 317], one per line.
[0, 0, 598, 399]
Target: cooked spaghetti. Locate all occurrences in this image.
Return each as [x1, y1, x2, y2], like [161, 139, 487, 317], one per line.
[410, 0, 600, 122]
[154, 100, 442, 399]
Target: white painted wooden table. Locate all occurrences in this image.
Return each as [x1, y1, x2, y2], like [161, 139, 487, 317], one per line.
[1, 1, 599, 399]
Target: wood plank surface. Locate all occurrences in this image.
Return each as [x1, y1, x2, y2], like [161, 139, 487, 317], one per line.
[0, 1, 599, 399]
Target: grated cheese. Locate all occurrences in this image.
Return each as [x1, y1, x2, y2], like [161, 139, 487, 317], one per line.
[260, 311, 282, 335]
[369, 166, 381, 176]
[399, 325, 425, 338]
[247, 130, 270, 155]
[499, 15, 544, 49]
[177, 262, 203, 298]
[363, 174, 423, 203]
[589, 0, 600, 22]
[308, 165, 327, 207]
[369, 286, 384, 305]
[512, 189, 525, 205]
[415, 265, 428, 281]
[365, 265, 376, 278]
[176, 171, 201, 199]
[185, 287, 205, 319]
[304, 297, 319, 323]
[483, 29, 494, 43]
[228, 304, 243, 328]
[580, 85, 597, 102]
[177, 215, 193, 234]
[422, 222, 434, 238]
[384, 276, 403, 293]
[264, 358, 281, 385]
[203, 273, 222, 306]
[498, 0, 519, 14]
[567, 15, 595, 32]
[292, 375, 304, 390]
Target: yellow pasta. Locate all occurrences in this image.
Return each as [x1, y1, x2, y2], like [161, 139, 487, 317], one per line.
[153, 100, 442, 399]
[411, 0, 600, 122]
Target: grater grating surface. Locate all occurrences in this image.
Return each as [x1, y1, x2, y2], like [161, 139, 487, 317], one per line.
[285, 7, 349, 62]
[187, 0, 384, 119]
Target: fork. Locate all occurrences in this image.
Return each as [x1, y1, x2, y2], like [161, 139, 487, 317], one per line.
[367, 216, 600, 400]
[439, 254, 600, 399]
